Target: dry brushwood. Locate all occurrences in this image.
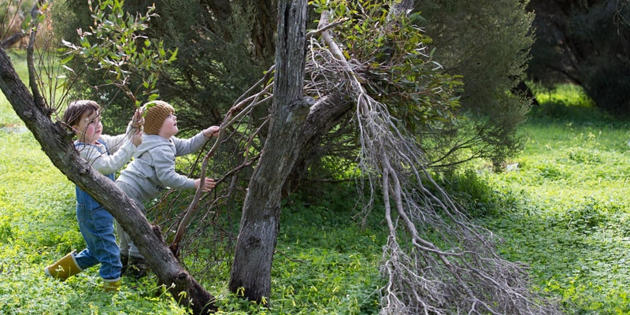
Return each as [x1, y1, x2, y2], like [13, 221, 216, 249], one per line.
[308, 9, 559, 315]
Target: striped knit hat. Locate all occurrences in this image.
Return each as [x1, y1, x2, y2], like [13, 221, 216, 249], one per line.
[143, 101, 174, 135]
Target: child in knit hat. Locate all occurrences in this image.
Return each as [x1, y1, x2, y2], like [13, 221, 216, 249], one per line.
[115, 100, 219, 276]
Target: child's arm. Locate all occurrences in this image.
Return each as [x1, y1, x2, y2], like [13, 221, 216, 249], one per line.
[77, 140, 137, 175]
[172, 126, 219, 156]
[152, 149, 196, 190]
[172, 132, 208, 156]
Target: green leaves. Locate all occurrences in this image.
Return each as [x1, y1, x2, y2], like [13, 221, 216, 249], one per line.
[61, 0, 177, 106]
[320, 1, 462, 135]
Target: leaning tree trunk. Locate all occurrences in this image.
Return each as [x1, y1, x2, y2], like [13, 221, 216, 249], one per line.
[1, 31, 26, 49]
[228, 0, 309, 302]
[0, 48, 216, 314]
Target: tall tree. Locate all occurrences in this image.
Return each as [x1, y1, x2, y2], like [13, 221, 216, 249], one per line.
[228, 0, 309, 301]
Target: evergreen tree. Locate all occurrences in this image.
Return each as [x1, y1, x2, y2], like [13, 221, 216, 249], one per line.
[414, 0, 534, 168]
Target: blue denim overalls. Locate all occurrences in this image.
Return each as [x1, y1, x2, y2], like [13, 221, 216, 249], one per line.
[72, 139, 122, 280]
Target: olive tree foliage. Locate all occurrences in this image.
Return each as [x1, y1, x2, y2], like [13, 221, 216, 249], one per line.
[53, 0, 267, 133]
[527, 0, 630, 114]
[413, 0, 535, 168]
[58, 0, 177, 107]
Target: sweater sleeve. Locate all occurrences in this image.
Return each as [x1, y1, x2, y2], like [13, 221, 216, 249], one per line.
[100, 121, 139, 153]
[78, 141, 136, 175]
[172, 132, 208, 156]
[100, 134, 127, 154]
[152, 147, 196, 190]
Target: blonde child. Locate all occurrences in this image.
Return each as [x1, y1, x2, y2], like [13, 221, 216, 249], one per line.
[116, 100, 218, 276]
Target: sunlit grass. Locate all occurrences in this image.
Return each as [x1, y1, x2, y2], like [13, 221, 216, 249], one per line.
[530, 82, 595, 108]
[455, 84, 630, 313]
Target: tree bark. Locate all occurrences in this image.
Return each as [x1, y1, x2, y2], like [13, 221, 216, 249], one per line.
[248, 0, 277, 62]
[1, 31, 26, 49]
[228, 0, 308, 302]
[0, 48, 216, 314]
[284, 93, 352, 192]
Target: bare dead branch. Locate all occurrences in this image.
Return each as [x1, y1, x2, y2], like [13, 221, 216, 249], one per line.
[170, 71, 274, 254]
[310, 8, 559, 315]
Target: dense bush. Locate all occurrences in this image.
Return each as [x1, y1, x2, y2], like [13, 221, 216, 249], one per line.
[414, 0, 535, 167]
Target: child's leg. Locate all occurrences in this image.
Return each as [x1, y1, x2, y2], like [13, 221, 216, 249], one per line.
[73, 203, 100, 270]
[78, 204, 122, 280]
[115, 181, 149, 277]
[116, 181, 145, 260]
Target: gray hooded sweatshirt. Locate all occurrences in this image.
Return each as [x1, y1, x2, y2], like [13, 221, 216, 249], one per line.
[116, 132, 208, 203]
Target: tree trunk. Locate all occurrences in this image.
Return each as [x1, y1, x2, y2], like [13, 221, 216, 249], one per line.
[1, 31, 26, 49]
[284, 93, 352, 193]
[0, 48, 216, 314]
[248, 0, 277, 62]
[228, 0, 308, 302]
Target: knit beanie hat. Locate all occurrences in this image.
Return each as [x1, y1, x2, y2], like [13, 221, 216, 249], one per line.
[143, 101, 175, 135]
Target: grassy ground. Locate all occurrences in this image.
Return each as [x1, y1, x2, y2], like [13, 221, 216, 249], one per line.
[3, 49, 630, 313]
[454, 84, 630, 313]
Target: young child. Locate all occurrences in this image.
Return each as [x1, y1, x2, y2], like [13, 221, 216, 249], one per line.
[44, 100, 143, 291]
[116, 100, 218, 276]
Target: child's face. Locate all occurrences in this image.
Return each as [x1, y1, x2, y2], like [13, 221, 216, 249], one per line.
[73, 110, 102, 144]
[158, 113, 178, 138]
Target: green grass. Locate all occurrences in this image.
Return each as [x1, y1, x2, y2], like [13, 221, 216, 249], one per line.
[4, 49, 630, 313]
[451, 84, 630, 313]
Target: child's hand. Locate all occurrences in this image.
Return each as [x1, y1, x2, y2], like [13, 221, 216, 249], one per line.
[131, 129, 142, 147]
[203, 126, 220, 138]
[194, 177, 216, 192]
[131, 108, 144, 129]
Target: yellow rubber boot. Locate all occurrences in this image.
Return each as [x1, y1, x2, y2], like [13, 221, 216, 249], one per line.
[102, 278, 121, 292]
[44, 251, 82, 280]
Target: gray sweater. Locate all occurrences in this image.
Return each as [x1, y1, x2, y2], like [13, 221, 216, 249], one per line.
[76, 122, 139, 175]
[116, 132, 208, 203]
